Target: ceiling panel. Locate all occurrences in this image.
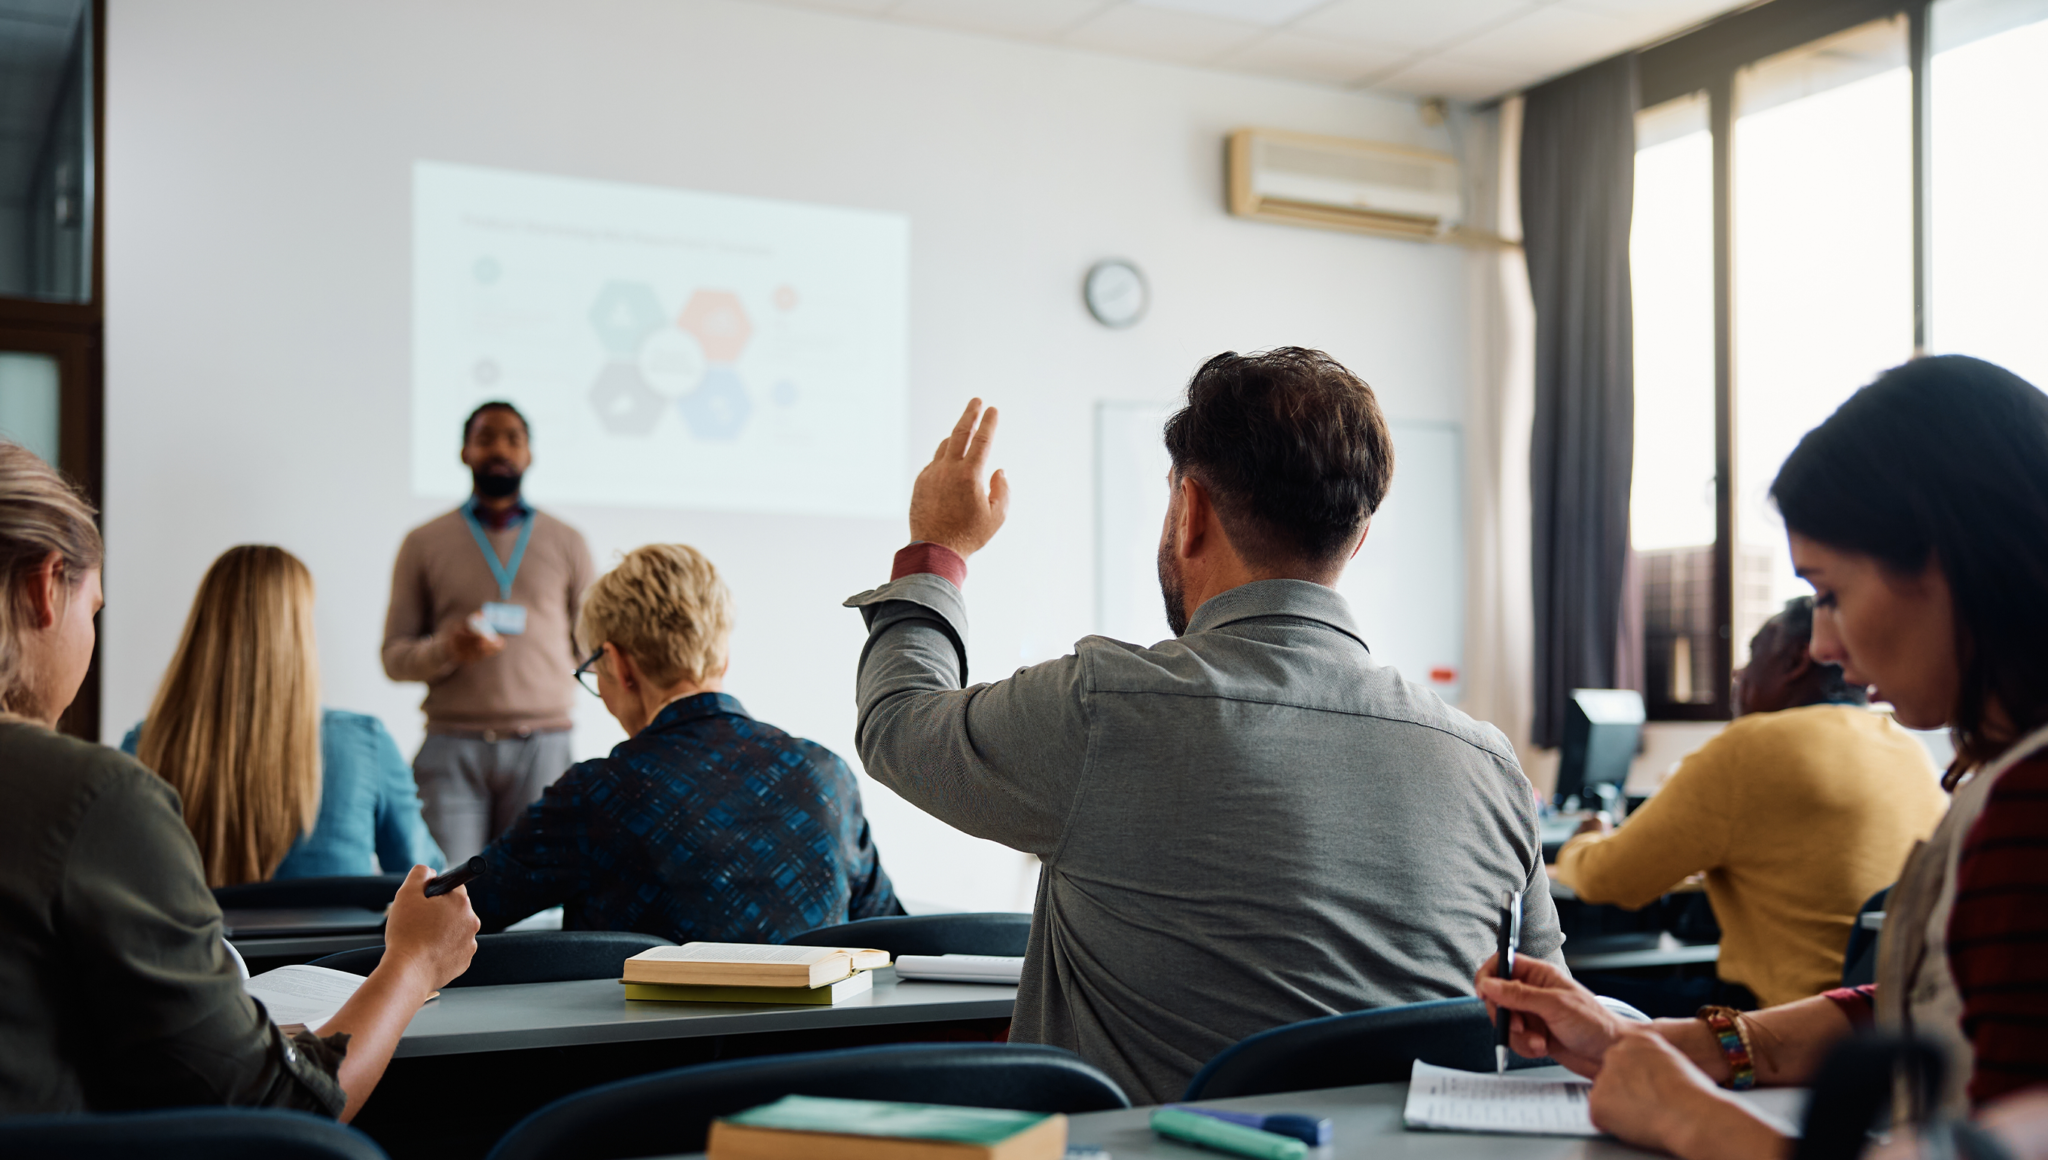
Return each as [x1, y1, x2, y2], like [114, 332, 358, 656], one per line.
[1216, 30, 1408, 87]
[1291, 0, 1540, 53]
[1063, 3, 1268, 65]
[887, 0, 1106, 40]
[1130, 0, 1331, 26]
[1364, 53, 1535, 102]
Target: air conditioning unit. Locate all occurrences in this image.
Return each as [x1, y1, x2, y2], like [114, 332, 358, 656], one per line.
[1227, 127, 1464, 242]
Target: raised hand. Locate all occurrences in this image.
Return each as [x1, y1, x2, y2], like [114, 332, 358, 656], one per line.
[908, 398, 1010, 559]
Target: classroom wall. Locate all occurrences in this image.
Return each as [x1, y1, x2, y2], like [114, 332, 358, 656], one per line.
[103, 0, 1469, 911]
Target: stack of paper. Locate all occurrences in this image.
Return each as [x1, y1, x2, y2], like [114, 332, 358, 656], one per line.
[1402, 1060, 1600, 1137]
[894, 955, 1024, 984]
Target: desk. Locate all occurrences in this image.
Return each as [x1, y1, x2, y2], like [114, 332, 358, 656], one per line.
[224, 906, 387, 973]
[1563, 933, 1720, 973]
[395, 977, 1018, 1058]
[660, 1071, 1805, 1159]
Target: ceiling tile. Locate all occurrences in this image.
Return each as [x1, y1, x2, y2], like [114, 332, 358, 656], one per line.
[1365, 52, 1535, 100]
[1452, 2, 1697, 70]
[1214, 30, 1408, 86]
[1129, 0, 1332, 26]
[1062, 4, 1268, 64]
[887, 0, 1107, 40]
[764, 0, 902, 13]
[1293, 0, 1541, 53]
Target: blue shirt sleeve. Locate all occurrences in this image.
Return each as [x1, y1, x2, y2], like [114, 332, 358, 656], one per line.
[119, 722, 142, 756]
[363, 717, 445, 874]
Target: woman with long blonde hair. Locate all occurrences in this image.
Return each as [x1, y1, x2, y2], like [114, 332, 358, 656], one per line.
[128, 545, 442, 886]
[0, 442, 476, 1119]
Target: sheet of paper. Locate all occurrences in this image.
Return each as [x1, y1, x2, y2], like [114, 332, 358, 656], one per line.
[646, 943, 836, 964]
[896, 955, 1024, 983]
[244, 964, 366, 1029]
[1403, 1060, 1601, 1137]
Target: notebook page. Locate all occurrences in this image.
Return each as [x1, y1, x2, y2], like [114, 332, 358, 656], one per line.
[245, 964, 366, 1029]
[1403, 1060, 1601, 1137]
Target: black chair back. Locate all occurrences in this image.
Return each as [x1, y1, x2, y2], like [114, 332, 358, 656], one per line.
[485, 1042, 1129, 1160]
[1183, 997, 1548, 1101]
[783, 912, 1030, 957]
[0, 1108, 387, 1160]
[308, 930, 672, 986]
[213, 874, 409, 911]
[1840, 886, 1891, 988]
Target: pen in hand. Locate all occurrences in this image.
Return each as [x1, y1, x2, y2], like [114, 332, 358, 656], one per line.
[1496, 889, 1523, 1074]
[424, 856, 489, 898]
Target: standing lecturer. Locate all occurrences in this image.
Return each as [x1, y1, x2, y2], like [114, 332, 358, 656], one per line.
[383, 401, 597, 863]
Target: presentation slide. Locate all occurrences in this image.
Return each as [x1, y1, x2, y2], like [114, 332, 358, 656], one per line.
[413, 161, 909, 518]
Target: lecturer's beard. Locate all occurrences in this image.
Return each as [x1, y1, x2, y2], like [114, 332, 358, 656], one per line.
[1157, 531, 1190, 637]
[472, 466, 523, 499]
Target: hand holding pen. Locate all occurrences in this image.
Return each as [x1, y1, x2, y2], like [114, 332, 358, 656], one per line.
[1495, 889, 1523, 1073]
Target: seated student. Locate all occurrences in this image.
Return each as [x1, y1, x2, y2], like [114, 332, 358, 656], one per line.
[465, 543, 903, 941]
[843, 349, 1566, 1104]
[123, 545, 444, 885]
[1553, 595, 1948, 1014]
[0, 443, 477, 1119]
[1478, 356, 2048, 1157]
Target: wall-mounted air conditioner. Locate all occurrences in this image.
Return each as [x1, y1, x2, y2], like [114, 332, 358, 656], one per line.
[1227, 127, 1465, 242]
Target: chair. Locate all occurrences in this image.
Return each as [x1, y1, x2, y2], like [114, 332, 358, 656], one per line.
[1182, 997, 1549, 1101]
[783, 912, 1031, 958]
[1841, 886, 1890, 988]
[308, 930, 672, 986]
[212, 874, 410, 912]
[485, 1042, 1129, 1160]
[0, 1108, 387, 1160]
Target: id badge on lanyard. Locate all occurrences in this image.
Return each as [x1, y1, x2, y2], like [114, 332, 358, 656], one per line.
[463, 501, 534, 635]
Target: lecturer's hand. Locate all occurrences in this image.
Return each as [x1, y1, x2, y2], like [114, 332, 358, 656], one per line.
[908, 398, 1009, 559]
[1476, 953, 1628, 1077]
[444, 618, 506, 665]
[382, 864, 480, 990]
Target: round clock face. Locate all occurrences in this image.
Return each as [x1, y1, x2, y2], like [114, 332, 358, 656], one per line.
[1084, 259, 1148, 329]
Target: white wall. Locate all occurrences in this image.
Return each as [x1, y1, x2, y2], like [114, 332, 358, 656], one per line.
[104, 0, 1468, 911]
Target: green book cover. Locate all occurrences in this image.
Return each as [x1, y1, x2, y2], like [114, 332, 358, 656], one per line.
[622, 970, 872, 1005]
[723, 1095, 1046, 1144]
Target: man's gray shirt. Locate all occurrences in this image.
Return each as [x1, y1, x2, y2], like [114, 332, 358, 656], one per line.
[845, 573, 1564, 1104]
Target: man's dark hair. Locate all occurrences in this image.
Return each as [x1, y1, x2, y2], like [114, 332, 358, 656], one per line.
[1162, 347, 1394, 570]
[1762, 596, 1865, 705]
[464, 401, 529, 443]
[1771, 354, 2048, 769]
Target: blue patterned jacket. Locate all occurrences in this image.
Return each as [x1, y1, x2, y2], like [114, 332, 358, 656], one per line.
[467, 693, 902, 942]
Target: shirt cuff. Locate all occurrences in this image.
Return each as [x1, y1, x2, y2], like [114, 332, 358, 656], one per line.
[1822, 984, 1877, 1029]
[891, 542, 968, 589]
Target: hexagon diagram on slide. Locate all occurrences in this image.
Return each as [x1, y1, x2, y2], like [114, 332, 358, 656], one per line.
[677, 290, 753, 362]
[677, 367, 752, 440]
[589, 281, 667, 356]
[589, 363, 667, 435]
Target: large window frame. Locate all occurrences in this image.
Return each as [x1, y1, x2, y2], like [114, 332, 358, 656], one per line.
[0, 0, 106, 739]
[1632, 0, 1939, 721]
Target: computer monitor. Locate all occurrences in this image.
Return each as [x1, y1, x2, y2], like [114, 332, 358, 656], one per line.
[1554, 688, 1645, 810]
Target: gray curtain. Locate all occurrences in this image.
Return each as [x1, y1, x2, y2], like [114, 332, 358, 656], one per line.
[1521, 55, 1638, 749]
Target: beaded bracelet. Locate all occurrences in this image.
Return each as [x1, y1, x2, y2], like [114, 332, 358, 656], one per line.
[1697, 1005, 1757, 1091]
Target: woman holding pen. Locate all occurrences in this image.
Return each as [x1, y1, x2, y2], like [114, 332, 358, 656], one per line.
[1478, 355, 2048, 1159]
[0, 442, 478, 1122]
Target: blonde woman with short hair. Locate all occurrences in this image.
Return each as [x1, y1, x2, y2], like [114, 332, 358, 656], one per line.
[0, 443, 476, 1120]
[464, 543, 903, 942]
[124, 546, 443, 885]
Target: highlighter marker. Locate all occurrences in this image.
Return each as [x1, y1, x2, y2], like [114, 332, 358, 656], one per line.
[1171, 1107, 1332, 1146]
[1151, 1108, 1307, 1160]
[425, 856, 488, 898]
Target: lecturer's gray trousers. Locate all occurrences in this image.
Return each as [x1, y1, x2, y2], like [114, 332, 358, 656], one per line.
[413, 730, 574, 864]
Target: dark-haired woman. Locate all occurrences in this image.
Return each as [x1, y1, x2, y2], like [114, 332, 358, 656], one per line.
[1473, 355, 2048, 1159]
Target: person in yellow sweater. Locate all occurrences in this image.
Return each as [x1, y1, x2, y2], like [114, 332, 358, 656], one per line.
[1553, 596, 1948, 1014]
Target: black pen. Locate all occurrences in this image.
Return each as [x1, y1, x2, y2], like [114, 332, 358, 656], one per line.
[424, 856, 488, 898]
[1496, 889, 1523, 1073]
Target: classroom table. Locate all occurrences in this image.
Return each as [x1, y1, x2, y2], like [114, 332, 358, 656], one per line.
[655, 1067, 1806, 1158]
[394, 976, 1019, 1058]
[1562, 932, 1720, 973]
[223, 906, 388, 973]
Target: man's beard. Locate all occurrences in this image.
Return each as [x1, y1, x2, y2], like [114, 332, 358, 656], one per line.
[1157, 530, 1190, 637]
[472, 466, 523, 499]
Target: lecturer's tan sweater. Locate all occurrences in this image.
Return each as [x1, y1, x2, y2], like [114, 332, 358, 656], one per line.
[1553, 704, 1949, 1007]
[381, 505, 596, 735]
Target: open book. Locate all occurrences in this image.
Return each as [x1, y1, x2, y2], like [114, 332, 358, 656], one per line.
[622, 943, 891, 989]
[244, 964, 368, 1031]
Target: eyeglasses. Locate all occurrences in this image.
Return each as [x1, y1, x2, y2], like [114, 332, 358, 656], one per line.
[573, 647, 605, 697]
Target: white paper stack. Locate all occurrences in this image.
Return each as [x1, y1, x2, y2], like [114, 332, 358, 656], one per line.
[1402, 1060, 1601, 1137]
[893, 954, 1025, 984]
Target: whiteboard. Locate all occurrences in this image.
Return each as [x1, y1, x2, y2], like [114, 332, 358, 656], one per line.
[1095, 403, 1465, 703]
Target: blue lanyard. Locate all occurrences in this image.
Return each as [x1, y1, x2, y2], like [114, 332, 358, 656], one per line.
[461, 499, 534, 602]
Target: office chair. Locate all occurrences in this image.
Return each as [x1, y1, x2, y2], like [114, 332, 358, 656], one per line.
[308, 930, 671, 986]
[484, 1042, 1129, 1160]
[0, 1108, 387, 1160]
[1840, 886, 1890, 988]
[213, 873, 409, 911]
[783, 912, 1031, 958]
[1183, 997, 1551, 1101]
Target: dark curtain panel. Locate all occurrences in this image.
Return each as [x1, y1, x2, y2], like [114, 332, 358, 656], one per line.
[1522, 55, 1638, 749]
